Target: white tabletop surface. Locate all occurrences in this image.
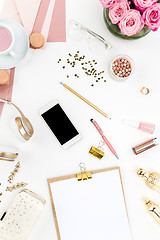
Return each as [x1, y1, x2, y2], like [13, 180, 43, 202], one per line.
[1, 0, 160, 239]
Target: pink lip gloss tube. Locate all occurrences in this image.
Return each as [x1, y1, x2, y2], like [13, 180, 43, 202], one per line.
[122, 120, 156, 134]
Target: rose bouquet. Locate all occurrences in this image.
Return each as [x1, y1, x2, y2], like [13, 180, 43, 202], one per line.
[100, 0, 160, 38]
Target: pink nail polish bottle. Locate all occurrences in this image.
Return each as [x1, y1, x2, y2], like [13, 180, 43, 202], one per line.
[122, 120, 156, 134]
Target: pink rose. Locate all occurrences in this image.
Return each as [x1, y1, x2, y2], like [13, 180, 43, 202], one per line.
[118, 9, 144, 36]
[143, 3, 160, 31]
[109, 0, 130, 24]
[133, 0, 157, 12]
[99, 0, 118, 9]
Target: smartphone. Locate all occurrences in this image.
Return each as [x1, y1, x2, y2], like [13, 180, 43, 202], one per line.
[39, 100, 81, 149]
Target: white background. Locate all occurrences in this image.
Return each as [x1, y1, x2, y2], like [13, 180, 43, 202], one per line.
[1, 0, 160, 239]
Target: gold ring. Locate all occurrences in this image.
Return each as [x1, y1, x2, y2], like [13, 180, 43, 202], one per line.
[141, 87, 150, 95]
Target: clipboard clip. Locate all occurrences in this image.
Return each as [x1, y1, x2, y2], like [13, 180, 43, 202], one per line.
[89, 141, 105, 160]
[77, 163, 92, 181]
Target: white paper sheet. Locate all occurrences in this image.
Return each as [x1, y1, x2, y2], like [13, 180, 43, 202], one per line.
[50, 169, 132, 240]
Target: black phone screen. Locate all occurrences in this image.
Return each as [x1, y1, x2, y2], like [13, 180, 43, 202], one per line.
[41, 104, 79, 145]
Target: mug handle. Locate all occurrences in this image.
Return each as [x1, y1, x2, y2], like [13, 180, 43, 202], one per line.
[9, 50, 17, 58]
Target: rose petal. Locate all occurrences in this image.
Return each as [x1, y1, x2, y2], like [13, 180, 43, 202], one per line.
[118, 9, 144, 36]
[109, 0, 130, 24]
[143, 3, 160, 31]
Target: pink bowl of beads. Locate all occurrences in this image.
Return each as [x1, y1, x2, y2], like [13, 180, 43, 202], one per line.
[110, 55, 134, 81]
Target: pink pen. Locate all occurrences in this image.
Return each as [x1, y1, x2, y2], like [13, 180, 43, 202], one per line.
[90, 119, 119, 160]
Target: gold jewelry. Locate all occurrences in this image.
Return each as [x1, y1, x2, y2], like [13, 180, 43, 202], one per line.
[6, 182, 28, 192]
[8, 162, 21, 183]
[141, 87, 150, 95]
[0, 146, 19, 162]
[0, 152, 18, 162]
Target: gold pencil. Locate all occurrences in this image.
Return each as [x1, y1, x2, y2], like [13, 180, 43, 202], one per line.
[60, 82, 111, 119]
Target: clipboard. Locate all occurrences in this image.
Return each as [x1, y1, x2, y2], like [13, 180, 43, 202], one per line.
[47, 166, 132, 240]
